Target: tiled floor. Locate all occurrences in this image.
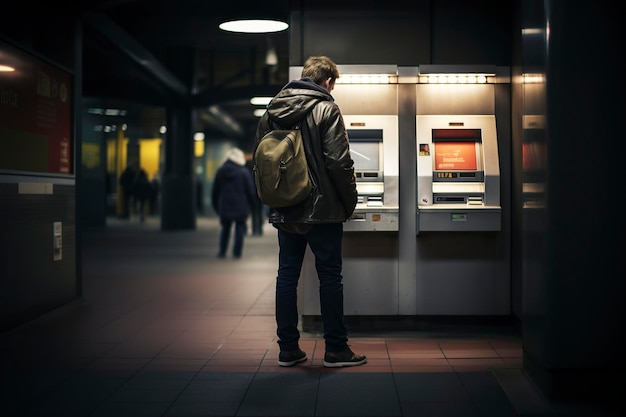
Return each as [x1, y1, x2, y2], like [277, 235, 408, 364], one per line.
[0, 216, 619, 416]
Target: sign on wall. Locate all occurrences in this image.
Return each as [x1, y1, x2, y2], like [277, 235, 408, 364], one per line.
[0, 39, 73, 175]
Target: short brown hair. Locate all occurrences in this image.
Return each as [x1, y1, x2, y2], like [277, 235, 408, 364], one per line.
[301, 55, 340, 86]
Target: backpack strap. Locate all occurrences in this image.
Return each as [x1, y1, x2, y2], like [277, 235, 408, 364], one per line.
[268, 117, 301, 131]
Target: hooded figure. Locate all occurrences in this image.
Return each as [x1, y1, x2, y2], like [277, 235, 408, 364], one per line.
[211, 147, 257, 258]
[255, 77, 357, 233]
[252, 56, 365, 369]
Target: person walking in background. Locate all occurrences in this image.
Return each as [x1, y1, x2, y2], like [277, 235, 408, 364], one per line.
[254, 55, 366, 368]
[211, 147, 257, 259]
[119, 161, 137, 218]
[132, 167, 151, 223]
[149, 172, 160, 215]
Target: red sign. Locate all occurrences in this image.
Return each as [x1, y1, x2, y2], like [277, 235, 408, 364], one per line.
[0, 40, 73, 174]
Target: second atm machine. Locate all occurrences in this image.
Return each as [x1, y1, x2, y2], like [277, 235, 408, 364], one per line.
[413, 65, 510, 316]
[417, 114, 501, 231]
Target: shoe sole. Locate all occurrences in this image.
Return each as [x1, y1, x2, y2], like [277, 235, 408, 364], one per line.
[323, 358, 367, 368]
[278, 356, 307, 367]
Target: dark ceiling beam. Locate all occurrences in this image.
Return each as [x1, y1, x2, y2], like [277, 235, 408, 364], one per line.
[193, 85, 283, 107]
[199, 106, 245, 138]
[82, 12, 189, 99]
[89, 0, 140, 9]
[215, 66, 254, 91]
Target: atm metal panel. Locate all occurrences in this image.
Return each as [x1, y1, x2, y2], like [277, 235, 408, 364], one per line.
[343, 114, 399, 232]
[418, 209, 501, 231]
[416, 114, 501, 232]
[416, 84, 495, 115]
[300, 233, 399, 315]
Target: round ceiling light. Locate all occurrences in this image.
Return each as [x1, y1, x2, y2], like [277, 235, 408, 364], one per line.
[219, 19, 289, 33]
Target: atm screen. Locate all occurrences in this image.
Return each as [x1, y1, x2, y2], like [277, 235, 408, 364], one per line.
[434, 142, 477, 170]
[350, 141, 380, 171]
[347, 129, 383, 180]
[432, 128, 481, 171]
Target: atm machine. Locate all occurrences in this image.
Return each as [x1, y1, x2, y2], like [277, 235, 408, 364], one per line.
[344, 114, 399, 232]
[292, 65, 402, 323]
[413, 65, 510, 316]
[416, 114, 501, 232]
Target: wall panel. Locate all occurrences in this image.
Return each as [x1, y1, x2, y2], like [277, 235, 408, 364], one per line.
[0, 180, 77, 332]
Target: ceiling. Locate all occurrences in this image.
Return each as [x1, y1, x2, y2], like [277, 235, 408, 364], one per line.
[80, 0, 292, 141]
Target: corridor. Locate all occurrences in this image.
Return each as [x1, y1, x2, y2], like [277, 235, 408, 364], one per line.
[0, 217, 617, 416]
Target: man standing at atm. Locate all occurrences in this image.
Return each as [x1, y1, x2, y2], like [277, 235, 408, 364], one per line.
[254, 55, 367, 368]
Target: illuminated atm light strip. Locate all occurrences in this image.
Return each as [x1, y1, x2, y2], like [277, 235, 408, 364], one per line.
[335, 74, 398, 84]
[522, 73, 545, 83]
[418, 74, 492, 84]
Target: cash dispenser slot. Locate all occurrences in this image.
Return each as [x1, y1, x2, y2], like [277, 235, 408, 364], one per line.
[432, 182, 484, 205]
[434, 195, 484, 204]
[436, 196, 466, 203]
[367, 195, 383, 207]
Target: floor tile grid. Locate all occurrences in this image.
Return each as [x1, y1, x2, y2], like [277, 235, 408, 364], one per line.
[2, 216, 614, 416]
[208, 331, 524, 374]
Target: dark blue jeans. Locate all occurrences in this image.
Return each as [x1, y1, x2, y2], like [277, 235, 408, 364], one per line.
[276, 223, 348, 353]
[219, 218, 247, 258]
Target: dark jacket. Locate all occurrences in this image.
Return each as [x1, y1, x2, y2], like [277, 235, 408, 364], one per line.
[254, 78, 357, 227]
[119, 165, 136, 194]
[132, 169, 152, 201]
[212, 149, 256, 221]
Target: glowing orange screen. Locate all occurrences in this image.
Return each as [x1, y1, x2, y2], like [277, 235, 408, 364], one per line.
[434, 142, 477, 170]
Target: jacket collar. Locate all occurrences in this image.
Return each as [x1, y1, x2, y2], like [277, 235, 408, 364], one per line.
[281, 78, 334, 101]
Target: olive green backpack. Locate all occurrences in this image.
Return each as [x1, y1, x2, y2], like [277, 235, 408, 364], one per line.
[253, 120, 312, 208]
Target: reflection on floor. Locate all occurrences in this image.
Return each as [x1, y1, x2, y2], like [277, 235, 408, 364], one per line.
[0, 216, 619, 416]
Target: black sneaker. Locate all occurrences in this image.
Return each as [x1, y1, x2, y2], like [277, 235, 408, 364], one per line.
[278, 348, 307, 367]
[323, 348, 367, 368]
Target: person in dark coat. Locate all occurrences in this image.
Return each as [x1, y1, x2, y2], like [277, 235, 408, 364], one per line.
[119, 161, 137, 218]
[149, 172, 160, 215]
[212, 147, 257, 258]
[132, 168, 151, 222]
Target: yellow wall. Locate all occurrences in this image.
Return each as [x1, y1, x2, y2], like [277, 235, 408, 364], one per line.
[139, 138, 162, 180]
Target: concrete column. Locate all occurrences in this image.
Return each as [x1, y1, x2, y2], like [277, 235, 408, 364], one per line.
[160, 104, 196, 230]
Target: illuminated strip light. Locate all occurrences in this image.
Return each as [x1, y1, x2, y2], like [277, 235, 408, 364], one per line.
[87, 107, 128, 116]
[250, 96, 272, 105]
[219, 20, 288, 33]
[335, 74, 397, 84]
[522, 73, 545, 84]
[418, 74, 492, 84]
